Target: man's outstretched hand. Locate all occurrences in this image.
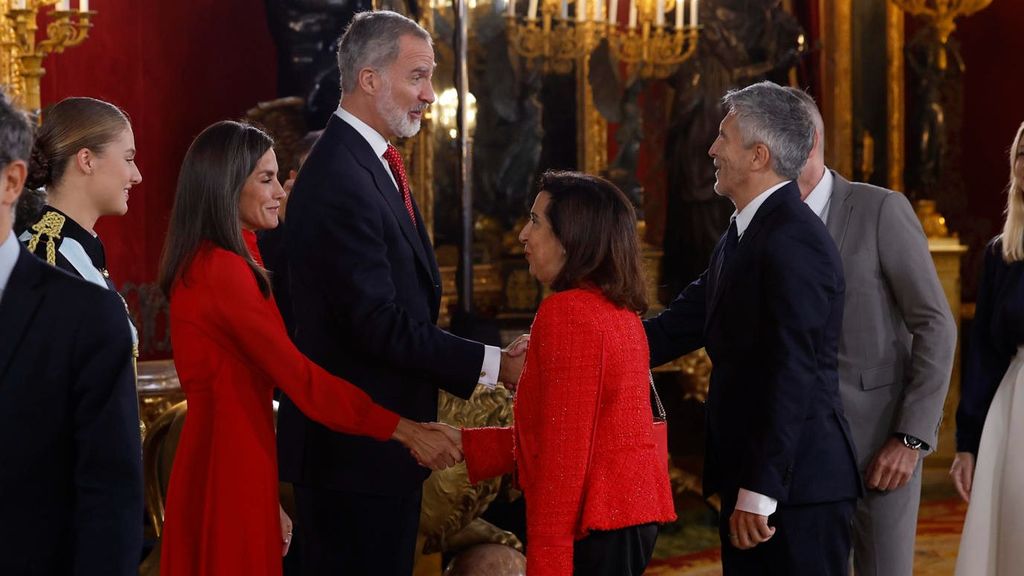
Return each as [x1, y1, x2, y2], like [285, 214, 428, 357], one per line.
[499, 334, 530, 392]
[392, 418, 463, 470]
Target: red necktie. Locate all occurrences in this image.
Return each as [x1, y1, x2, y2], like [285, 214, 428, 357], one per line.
[383, 144, 417, 227]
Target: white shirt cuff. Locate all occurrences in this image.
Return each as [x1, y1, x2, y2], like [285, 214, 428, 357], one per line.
[735, 488, 777, 517]
[478, 345, 501, 389]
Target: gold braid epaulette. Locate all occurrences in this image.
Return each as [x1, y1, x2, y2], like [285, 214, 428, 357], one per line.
[26, 211, 66, 266]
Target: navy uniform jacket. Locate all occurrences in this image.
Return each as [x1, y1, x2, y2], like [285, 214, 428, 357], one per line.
[644, 182, 861, 506]
[278, 114, 484, 495]
[0, 245, 142, 575]
[19, 205, 139, 350]
[19, 205, 116, 288]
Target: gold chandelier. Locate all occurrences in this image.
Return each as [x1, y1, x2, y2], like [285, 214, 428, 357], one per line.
[2, 0, 95, 112]
[606, 0, 698, 79]
[504, 0, 699, 78]
[891, 0, 991, 45]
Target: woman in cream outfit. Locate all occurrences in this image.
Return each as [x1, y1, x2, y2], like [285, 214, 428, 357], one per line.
[951, 120, 1024, 575]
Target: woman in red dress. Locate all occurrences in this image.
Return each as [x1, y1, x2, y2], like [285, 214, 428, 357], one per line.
[157, 121, 460, 576]
[436, 171, 676, 575]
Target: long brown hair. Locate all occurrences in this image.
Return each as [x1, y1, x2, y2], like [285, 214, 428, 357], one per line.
[26, 97, 130, 190]
[539, 170, 648, 314]
[158, 121, 273, 297]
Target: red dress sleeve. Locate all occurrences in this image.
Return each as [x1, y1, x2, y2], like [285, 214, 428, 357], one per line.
[462, 426, 514, 484]
[521, 294, 604, 575]
[194, 248, 400, 440]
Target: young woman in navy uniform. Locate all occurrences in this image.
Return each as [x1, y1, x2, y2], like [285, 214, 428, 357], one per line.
[17, 97, 143, 354]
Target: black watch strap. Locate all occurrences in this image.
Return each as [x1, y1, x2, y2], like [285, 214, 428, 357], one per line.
[897, 433, 926, 451]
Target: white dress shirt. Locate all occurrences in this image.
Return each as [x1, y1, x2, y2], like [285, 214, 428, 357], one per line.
[730, 179, 792, 518]
[334, 107, 502, 388]
[733, 180, 790, 240]
[0, 230, 18, 305]
[803, 168, 834, 224]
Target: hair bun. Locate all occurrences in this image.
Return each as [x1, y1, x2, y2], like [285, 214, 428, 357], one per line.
[14, 186, 47, 232]
[26, 141, 51, 189]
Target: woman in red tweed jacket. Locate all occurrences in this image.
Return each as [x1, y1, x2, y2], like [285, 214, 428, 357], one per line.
[440, 171, 676, 575]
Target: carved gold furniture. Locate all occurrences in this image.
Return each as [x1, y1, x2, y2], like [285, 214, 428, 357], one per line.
[137, 360, 185, 436]
[138, 401, 186, 576]
[1, 0, 94, 112]
[418, 385, 523, 571]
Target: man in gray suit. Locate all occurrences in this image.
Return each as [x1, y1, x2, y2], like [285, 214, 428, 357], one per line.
[788, 87, 957, 576]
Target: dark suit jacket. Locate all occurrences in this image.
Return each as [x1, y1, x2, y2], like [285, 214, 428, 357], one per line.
[645, 182, 861, 506]
[278, 114, 484, 495]
[0, 245, 142, 575]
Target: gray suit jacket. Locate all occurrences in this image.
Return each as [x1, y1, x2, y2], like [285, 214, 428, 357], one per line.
[826, 172, 956, 469]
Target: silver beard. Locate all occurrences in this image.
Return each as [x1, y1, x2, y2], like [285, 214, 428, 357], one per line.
[377, 79, 422, 139]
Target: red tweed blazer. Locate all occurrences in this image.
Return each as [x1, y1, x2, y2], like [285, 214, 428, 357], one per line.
[463, 287, 676, 575]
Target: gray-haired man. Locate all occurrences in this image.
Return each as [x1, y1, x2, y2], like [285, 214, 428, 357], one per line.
[277, 10, 524, 574]
[645, 80, 861, 575]
[787, 87, 956, 576]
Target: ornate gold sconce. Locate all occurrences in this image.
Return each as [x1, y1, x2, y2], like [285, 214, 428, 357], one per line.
[2, 0, 95, 112]
[892, 0, 990, 43]
[504, 0, 603, 74]
[504, 0, 698, 78]
[605, 0, 698, 79]
[891, 0, 990, 69]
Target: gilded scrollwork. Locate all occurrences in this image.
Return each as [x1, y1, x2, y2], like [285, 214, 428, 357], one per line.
[420, 385, 522, 556]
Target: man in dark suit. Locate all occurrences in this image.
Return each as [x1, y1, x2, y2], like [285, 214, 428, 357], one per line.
[0, 91, 142, 575]
[788, 87, 956, 576]
[644, 81, 861, 575]
[278, 10, 524, 574]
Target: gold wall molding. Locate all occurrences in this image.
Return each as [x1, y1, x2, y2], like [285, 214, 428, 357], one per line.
[887, 0, 906, 192]
[821, 0, 853, 178]
[576, 55, 607, 174]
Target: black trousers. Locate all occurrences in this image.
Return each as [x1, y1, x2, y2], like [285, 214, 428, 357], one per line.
[573, 522, 659, 576]
[293, 483, 422, 576]
[719, 499, 856, 576]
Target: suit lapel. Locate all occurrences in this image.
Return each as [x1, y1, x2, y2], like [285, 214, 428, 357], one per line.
[0, 246, 45, 383]
[334, 117, 437, 282]
[826, 171, 853, 252]
[706, 182, 798, 325]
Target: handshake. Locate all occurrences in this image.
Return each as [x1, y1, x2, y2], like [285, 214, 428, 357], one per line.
[393, 420, 464, 471]
[394, 334, 531, 471]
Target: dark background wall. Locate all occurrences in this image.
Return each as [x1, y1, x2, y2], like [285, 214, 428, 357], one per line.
[31, 1, 1023, 312]
[38, 1, 278, 288]
[955, 0, 1024, 299]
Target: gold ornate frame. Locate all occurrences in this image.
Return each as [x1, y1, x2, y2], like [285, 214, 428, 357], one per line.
[820, 0, 854, 178]
[577, 56, 608, 174]
[887, 0, 906, 191]
[821, 0, 905, 190]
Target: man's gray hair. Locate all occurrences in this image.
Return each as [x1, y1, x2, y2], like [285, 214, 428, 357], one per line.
[721, 81, 814, 180]
[784, 86, 825, 152]
[0, 88, 33, 171]
[336, 10, 432, 98]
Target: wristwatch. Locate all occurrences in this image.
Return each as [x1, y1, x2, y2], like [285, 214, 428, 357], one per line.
[897, 433, 924, 450]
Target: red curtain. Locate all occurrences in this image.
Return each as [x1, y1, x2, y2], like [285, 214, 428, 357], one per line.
[39, 1, 278, 288]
